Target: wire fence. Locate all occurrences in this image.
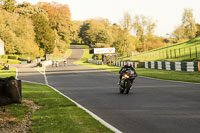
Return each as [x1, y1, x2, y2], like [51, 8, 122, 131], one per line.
[132, 45, 200, 61]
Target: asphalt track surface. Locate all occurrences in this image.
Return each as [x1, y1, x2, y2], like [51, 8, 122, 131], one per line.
[19, 46, 200, 133]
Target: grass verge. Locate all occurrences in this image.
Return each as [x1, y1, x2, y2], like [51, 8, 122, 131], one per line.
[6, 103, 29, 121]
[0, 67, 16, 78]
[0, 67, 113, 132]
[22, 83, 113, 133]
[76, 61, 200, 83]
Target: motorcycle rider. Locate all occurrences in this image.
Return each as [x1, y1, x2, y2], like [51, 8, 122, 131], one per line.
[118, 62, 137, 85]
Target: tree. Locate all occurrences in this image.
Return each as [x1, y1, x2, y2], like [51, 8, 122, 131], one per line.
[0, 9, 40, 55]
[71, 21, 82, 43]
[171, 25, 185, 42]
[79, 22, 90, 44]
[0, 0, 16, 12]
[195, 23, 200, 37]
[132, 15, 156, 52]
[15, 2, 47, 17]
[78, 19, 111, 46]
[182, 8, 197, 39]
[38, 2, 72, 52]
[96, 29, 110, 44]
[32, 14, 56, 54]
[120, 12, 132, 32]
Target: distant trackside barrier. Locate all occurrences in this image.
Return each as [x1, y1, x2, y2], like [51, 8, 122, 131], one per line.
[87, 59, 200, 72]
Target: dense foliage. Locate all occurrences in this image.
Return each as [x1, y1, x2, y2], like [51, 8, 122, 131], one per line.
[0, 0, 199, 58]
[0, 0, 72, 57]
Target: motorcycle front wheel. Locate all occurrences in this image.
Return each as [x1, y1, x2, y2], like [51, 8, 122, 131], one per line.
[125, 80, 131, 94]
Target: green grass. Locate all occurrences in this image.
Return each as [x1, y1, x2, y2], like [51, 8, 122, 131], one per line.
[0, 67, 16, 78]
[77, 61, 200, 83]
[75, 44, 200, 83]
[136, 68, 200, 83]
[72, 44, 90, 49]
[0, 58, 21, 64]
[125, 36, 200, 62]
[6, 103, 29, 121]
[52, 49, 72, 61]
[22, 83, 113, 133]
[74, 45, 93, 65]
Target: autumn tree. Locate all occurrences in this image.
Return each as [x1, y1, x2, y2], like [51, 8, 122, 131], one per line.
[182, 8, 197, 39]
[38, 2, 72, 53]
[132, 15, 156, 52]
[171, 25, 185, 42]
[120, 12, 132, 32]
[195, 23, 200, 37]
[15, 2, 47, 17]
[0, 9, 40, 55]
[32, 14, 56, 54]
[0, 0, 16, 12]
[71, 21, 82, 43]
[79, 19, 111, 47]
[114, 12, 136, 56]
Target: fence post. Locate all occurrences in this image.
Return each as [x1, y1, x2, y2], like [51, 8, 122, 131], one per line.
[190, 48, 192, 58]
[166, 50, 168, 59]
[196, 47, 198, 58]
[170, 49, 172, 59]
[184, 48, 186, 57]
[163, 51, 164, 59]
[174, 49, 176, 58]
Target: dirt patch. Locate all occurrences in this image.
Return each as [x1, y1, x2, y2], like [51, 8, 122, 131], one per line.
[0, 100, 40, 133]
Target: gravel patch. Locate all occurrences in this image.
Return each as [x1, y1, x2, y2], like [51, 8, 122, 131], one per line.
[0, 100, 40, 133]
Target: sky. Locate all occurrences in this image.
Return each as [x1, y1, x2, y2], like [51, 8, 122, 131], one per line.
[16, 0, 200, 37]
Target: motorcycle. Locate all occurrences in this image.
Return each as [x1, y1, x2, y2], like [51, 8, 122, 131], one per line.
[119, 69, 136, 94]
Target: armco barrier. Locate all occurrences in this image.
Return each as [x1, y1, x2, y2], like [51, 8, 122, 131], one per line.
[175, 62, 181, 71]
[171, 62, 175, 70]
[194, 62, 198, 71]
[87, 59, 199, 72]
[145, 62, 148, 68]
[158, 61, 162, 69]
[181, 62, 187, 71]
[151, 61, 155, 69]
[166, 62, 171, 70]
[187, 62, 194, 72]
[154, 61, 158, 69]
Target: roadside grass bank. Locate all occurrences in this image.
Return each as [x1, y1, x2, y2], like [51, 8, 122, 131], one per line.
[6, 103, 30, 121]
[123, 36, 200, 62]
[52, 49, 72, 61]
[75, 47, 200, 83]
[0, 67, 16, 78]
[0, 69, 113, 132]
[73, 45, 93, 65]
[22, 83, 113, 133]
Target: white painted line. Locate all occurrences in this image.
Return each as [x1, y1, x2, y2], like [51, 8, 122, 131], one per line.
[35, 67, 48, 85]
[47, 84, 123, 133]
[22, 80, 48, 86]
[15, 67, 18, 80]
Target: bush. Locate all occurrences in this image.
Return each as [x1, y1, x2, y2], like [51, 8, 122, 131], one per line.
[1, 55, 8, 59]
[8, 55, 19, 60]
[0, 58, 21, 64]
[0, 65, 4, 70]
[0, 65, 8, 70]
